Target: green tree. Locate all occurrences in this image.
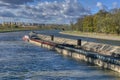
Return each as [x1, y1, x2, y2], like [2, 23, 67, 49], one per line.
[74, 18, 83, 31]
[83, 15, 94, 32]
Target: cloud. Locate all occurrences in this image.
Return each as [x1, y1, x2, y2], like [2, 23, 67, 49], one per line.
[0, 11, 16, 17]
[0, 0, 34, 5]
[0, 0, 91, 24]
[96, 2, 108, 10]
[113, 2, 118, 9]
[62, 0, 90, 17]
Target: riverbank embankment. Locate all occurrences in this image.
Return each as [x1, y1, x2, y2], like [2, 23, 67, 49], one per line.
[60, 31, 120, 41]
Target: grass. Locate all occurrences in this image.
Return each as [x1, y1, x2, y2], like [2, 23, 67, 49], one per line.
[61, 31, 120, 41]
[0, 27, 42, 33]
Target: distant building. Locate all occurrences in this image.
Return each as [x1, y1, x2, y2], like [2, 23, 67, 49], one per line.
[2, 22, 22, 26]
[1, 22, 45, 27]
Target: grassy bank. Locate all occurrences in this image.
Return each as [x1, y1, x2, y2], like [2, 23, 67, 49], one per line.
[61, 31, 120, 41]
[0, 27, 42, 33]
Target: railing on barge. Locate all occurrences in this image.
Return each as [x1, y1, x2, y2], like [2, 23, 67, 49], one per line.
[57, 44, 120, 66]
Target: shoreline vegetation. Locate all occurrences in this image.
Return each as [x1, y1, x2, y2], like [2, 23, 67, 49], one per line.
[65, 9, 120, 41]
[0, 24, 68, 33]
[0, 26, 41, 33]
[61, 31, 120, 41]
[70, 9, 120, 35]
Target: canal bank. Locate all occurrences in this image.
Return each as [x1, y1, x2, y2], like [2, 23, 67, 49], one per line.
[25, 32, 120, 73]
[60, 31, 120, 41]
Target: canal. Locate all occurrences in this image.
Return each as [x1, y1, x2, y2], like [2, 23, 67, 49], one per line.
[0, 31, 120, 80]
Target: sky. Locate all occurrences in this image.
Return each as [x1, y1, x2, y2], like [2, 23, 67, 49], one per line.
[0, 0, 120, 24]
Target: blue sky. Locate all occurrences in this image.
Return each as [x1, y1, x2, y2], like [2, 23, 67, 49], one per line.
[80, 0, 120, 13]
[0, 0, 120, 24]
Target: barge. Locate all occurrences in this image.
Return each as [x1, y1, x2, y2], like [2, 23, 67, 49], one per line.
[23, 32, 120, 73]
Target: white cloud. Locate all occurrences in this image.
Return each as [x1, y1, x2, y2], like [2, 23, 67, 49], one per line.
[0, 0, 91, 24]
[0, 0, 34, 5]
[97, 2, 104, 10]
[96, 2, 108, 10]
[113, 2, 118, 9]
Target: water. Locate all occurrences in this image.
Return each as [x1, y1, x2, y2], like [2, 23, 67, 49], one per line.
[0, 31, 120, 80]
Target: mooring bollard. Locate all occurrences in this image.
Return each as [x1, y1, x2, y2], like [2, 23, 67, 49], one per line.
[77, 39, 81, 46]
[50, 35, 54, 41]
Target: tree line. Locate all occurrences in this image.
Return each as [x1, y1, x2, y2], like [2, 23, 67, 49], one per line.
[71, 9, 120, 35]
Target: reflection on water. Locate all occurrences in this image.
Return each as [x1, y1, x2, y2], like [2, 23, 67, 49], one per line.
[0, 31, 120, 80]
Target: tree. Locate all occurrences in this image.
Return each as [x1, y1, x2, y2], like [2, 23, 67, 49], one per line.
[71, 9, 120, 35]
[70, 21, 75, 30]
[74, 18, 83, 31]
[83, 15, 94, 32]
